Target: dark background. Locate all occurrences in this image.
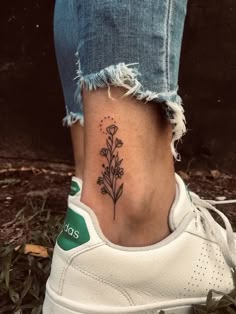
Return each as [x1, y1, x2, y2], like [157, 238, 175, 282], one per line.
[0, 0, 236, 170]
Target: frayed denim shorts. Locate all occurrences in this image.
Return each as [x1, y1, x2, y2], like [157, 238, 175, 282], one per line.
[54, 0, 188, 159]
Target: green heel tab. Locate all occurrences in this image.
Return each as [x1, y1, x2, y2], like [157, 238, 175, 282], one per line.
[70, 180, 81, 196]
[57, 207, 90, 250]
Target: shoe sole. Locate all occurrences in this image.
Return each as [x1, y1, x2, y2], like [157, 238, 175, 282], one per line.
[43, 283, 205, 314]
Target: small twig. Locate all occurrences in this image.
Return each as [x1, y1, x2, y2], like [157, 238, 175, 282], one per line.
[2, 206, 26, 228]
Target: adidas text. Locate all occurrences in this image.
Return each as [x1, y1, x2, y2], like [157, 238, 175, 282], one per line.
[63, 223, 80, 239]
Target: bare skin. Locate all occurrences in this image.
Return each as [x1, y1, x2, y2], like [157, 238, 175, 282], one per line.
[70, 122, 84, 179]
[71, 86, 176, 246]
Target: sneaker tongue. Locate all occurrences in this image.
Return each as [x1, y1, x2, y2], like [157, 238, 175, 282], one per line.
[169, 174, 195, 231]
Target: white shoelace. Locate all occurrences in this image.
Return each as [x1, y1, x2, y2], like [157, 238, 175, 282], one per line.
[190, 192, 236, 270]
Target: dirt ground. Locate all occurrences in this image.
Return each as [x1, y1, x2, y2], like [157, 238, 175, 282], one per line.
[0, 159, 236, 244]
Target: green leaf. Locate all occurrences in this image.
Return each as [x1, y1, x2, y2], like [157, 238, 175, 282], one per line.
[9, 288, 20, 304]
[3, 252, 12, 289]
[21, 275, 33, 300]
[31, 304, 42, 314]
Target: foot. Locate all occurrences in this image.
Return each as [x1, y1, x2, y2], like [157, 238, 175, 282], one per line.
[43, 174, 236, 313]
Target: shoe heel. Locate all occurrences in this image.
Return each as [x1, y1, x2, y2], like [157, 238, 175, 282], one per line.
[43, 293, 85, 314]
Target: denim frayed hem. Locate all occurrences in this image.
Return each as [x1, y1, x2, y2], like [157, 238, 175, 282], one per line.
[74, 62, 186, 161]
[62, 111, 84, 127]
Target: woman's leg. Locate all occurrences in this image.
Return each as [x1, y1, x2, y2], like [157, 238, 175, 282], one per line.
[82, 86, 175, 246]
[70, 123, 84, 179]
[78, 0, 187, 246]
[54, 0, 188, 246]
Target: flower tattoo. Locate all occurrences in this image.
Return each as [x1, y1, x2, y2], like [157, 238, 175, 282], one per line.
[97, 124, 124, 220]
[106, 125, 118, 136]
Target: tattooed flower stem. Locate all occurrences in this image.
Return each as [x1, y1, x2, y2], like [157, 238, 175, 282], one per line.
[113, 203, 116, 220]
[97, 124, 124, 220]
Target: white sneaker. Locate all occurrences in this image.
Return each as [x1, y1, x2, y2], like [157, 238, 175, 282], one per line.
[43, 174, 236, 314]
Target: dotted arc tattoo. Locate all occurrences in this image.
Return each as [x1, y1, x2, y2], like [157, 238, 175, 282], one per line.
[97, 123, 124, 220]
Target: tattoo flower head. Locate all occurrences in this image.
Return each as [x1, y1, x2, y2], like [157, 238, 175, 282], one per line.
[100, 148, 108, 156]
[97, 123, 124, 220]
[97, 177, 103, 185]
[113, 167, 124, 178]
[106, 125, 118, 136]
[115, 138, 123, 148]
[101, 187, 107, 194]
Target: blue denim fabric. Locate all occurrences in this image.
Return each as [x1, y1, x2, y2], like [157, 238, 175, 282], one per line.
[54, 0, 83, 124]
[54, 0, 188, 157]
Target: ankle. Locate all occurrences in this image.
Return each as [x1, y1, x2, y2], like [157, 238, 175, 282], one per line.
[75, 166, 83, 180]
[80, 86, 176, 246]
[81, 171, 176, 246]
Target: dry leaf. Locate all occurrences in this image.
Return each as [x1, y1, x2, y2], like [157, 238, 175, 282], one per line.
[210, 170, 221, 179]
[15, 244, 52, 258]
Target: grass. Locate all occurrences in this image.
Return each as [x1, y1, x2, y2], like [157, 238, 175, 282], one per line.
[1, 195, 236, 313]
[0, 195, 63, 313]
